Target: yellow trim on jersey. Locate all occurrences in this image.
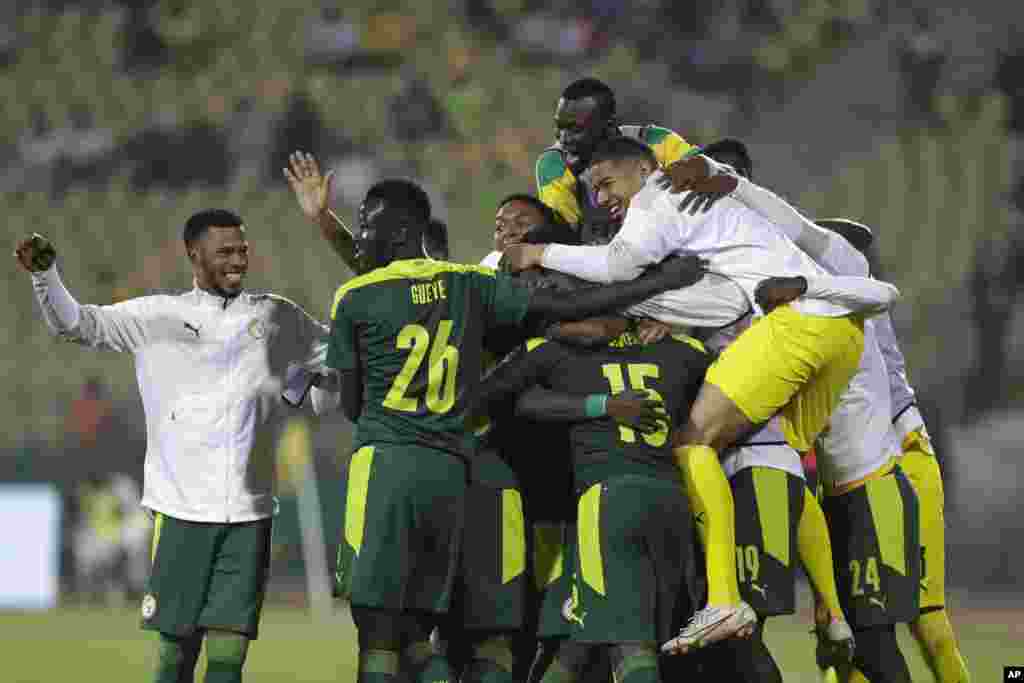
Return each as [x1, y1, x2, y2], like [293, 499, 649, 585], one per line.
[649, 130, 693, 168]
[501, 489, 527, 584]
[526, 337, 548, 352]
[752, 467, 791, 568]
[533, 523, 565, 590]
[150, 512, 164, 564]
[670, 333, 707, 354]
[344, 446, 375, 554]
[829, 458, 895, 496]
[331, 258, 495, 318]
[577, 483, 606, 596]
[865, 471, 908, 576]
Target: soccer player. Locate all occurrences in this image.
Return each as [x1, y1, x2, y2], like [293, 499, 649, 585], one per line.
[538, 78, 719, 244]
[477, 322, 710, 683]
[326, 179, 707, 683]
[813, 220, 972, 683]
[15, 211, 342, 683]
[704, 163, 924, 682]
[503, 137, 900, 654]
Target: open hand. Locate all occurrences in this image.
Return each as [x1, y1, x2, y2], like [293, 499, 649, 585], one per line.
[500, 243, 547, 273]
[643, 254, 708, 290]
[14, 233, 56, 272]
[754, 276, 808, 313]
[636, 318, 672, 344]
[657, 155, 737, 214]
[284, 151, 335, 223]
[606, 389, 667, 434]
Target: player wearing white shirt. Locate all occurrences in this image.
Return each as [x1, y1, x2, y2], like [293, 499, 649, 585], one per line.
[720, 165, 921, 682]
[15, 210, 340, 683]
[503, 137, 899, 654]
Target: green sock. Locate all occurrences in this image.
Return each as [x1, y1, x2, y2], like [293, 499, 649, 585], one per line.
[359, 649, 400, 683]
[153, 632, 201, 683]
[463, 636, 515, 683]
[405, 640, 452, 683]
[204, 631, 249, 683]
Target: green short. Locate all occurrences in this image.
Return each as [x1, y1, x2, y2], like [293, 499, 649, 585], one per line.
[571, 475, 696, 645]
[335, 443, 467, 613]
[823, 465, 921, 628]
[450, 449, 526, 631]
[533, 520, 575, 639]
[730, 467, 806, 617]
[142, 513, 272, 639]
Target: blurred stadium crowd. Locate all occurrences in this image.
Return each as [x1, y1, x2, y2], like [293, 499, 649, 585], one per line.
[3, 0, 1024, 598]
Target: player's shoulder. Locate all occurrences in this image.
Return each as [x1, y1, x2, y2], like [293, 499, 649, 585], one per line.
[536, 147, 570, 187]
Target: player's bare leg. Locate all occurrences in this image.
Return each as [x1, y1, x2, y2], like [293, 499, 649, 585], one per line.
[663, 384, 757, 656]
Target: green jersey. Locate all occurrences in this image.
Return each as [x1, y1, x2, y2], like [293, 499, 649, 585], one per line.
[480, 331, 711, 490]
[328, 258, 531, 456]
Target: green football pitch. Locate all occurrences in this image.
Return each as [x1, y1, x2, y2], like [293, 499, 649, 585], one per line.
[1, 600, 1018, 682]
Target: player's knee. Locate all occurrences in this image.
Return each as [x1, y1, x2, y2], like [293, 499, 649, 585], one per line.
[156, 632, 198, 674]
[205, 631, 250, 677]
[911, 610, 953, 652]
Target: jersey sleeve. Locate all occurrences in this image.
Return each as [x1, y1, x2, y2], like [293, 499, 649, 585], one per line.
[643, 125, 695, 167]
[327, 289, 359, 372]
[536, 149, 581, 226]
[474, 268, 532, 331]
[477, 338, 569, 413]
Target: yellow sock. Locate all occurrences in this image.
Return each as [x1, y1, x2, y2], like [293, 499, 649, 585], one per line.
[798, 487, 844, 622]
[675, 444, 740, 606]
[821, 667, 840, 683]
[847, 669, 869, 683]
[912, 610, 971, 682]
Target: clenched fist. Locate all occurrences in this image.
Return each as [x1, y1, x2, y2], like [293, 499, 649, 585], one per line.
[14, 233, 57, 273]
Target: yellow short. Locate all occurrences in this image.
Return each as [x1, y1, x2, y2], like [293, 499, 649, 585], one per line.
[705, 305, 865, 452]
[899, 428, 946, 612]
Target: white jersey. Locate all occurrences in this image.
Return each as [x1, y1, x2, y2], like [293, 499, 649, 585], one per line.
[31, 267, 337, 523]
[729, 175, 896, 487]
[872, 311, 925, 447]
[480, 251, 502, 269]
[541, 171, 899, 322]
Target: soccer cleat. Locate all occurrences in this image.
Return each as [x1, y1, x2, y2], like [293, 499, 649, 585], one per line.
[660, 602, 757, 655]
[814, 617, 856, 671]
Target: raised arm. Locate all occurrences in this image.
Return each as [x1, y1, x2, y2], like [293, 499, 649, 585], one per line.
[17, 233, 149, 352]
[284, 151, 358, 272]
[523, 254, 706, 327]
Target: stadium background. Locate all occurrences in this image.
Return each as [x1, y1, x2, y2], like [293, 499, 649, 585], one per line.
[1, 1, 1022, 680]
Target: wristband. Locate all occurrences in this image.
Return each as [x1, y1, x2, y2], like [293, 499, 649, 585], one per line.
[584, 394, 608, 419]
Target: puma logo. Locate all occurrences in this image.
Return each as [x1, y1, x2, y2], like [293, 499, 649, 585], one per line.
[869, 596, 886, 610]
[184, 322, 201, 338]
[750, 583, 768, 599]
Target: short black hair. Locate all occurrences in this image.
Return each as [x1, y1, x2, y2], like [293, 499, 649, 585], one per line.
[183, 209, 243, 246]
[590, 137, 657, 168]
[497, 193, 580, 246]
[561, 78, 616, 119]
[363, 179, 432, 223]
[425, 217, 449, 260]
[498, 193, 559, 226]
[701, 138, 753, 180]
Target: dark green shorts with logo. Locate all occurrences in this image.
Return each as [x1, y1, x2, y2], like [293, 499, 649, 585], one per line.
[570, 475, 696, 645]
[730, 467, 806, 617]
[335, 443, 467, 613]
[824, 465, 920, 628]
[142, 513, 272, 639]
[449, 449, 526, 631]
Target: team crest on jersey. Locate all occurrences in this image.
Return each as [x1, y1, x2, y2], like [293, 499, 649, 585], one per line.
[248, 318, 267, 339]
[141, 594, 157, 620]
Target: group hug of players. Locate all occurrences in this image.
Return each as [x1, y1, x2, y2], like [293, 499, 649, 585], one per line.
[287, 77, 972, 683]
